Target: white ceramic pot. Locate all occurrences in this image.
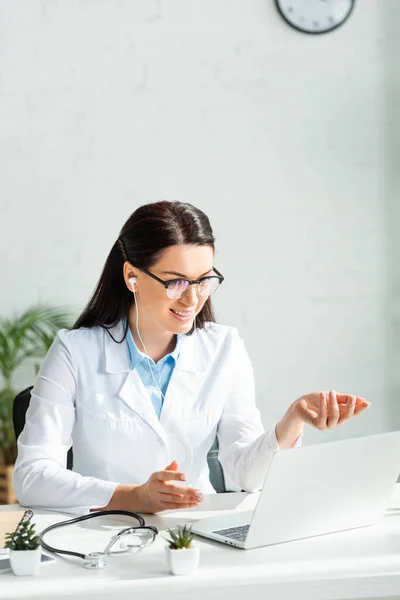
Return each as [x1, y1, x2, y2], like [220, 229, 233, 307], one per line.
[165, 545, 200, 576]
[9, 547, 41, 576]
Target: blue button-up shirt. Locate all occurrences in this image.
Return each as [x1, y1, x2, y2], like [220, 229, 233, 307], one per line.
[126, 328, 182, 419]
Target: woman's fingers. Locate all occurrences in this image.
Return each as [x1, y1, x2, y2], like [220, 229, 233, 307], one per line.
[161, 480, 195, 491]
[160, 481, 203, 496]
[165, 460, 180, 471]
[327, 390, 340, 428]
[304, 390, 370, 431]
[159, 501, 200, 510]
[149, 465, 204, 510]
[315, 392, 327, 429]
[159, 491, 203, 505]
[155, 469, 187, 483]
[353, 403, 370, 416]
[142, 460, 205, 513]
[315, 391, 340, 429]
[335, 393, 366, 406]
[340, 395, 356, 421]
[336, 395, 371, 417]
[321, 391, 370, 427]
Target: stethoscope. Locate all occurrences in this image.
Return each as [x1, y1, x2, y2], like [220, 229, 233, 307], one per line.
[39, 510, 158, 569]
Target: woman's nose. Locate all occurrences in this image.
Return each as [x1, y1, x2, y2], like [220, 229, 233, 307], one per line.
[181, 284, 198, 305]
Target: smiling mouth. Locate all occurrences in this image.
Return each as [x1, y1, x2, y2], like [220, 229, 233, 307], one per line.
[170, 309, 195, 317]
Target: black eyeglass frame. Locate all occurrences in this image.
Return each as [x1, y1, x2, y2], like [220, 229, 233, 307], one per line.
[139, 266, 225, 296]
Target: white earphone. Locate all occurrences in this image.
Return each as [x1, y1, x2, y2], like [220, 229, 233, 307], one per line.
[128, 276, 137, 291]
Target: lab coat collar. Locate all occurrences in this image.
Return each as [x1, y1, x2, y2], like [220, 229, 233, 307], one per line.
[103, 321, 130, 373]
[104, 320, 209, 373]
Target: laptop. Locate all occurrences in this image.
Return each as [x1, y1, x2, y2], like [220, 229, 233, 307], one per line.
[192, 430, 400, 549]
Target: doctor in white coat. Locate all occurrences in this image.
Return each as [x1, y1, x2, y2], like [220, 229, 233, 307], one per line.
[13, 201, 370, 514]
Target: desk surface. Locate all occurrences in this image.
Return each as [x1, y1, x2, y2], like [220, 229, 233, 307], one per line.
[1, 486, 400, 600]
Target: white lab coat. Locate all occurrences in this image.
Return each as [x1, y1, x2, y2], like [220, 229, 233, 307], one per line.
[13, 321, 301, 513]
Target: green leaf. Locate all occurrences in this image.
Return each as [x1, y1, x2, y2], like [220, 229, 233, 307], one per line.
[0, 305, 72, 459]
[166, 524, 195, 549]
[4, 520, 39, 550]
[0, 305, 72, 381]
[29, 536, 40, 549]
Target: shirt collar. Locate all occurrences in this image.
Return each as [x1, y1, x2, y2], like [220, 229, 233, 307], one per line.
[126, 324, 182, 370]
[104, 320, 208, 373]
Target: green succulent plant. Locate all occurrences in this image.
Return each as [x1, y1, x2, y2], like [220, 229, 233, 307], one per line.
[0, 305, 72, 464]
[4, 519, 40, 551]
[166, 524, 195, 549]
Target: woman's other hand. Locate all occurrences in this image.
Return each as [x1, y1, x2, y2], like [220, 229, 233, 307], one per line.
[91, 460, 203, 514]
[276, 390, 371, 449]
[135, 460, 204, 513]
[295, 390, 370, 430]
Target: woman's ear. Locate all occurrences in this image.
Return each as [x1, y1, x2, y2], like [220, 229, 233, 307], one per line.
[123, 261, 138, 292]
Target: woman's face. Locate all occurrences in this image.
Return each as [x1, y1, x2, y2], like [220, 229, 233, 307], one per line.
[126, 244, 215, 335]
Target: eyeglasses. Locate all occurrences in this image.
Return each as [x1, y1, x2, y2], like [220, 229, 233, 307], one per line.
[139, 267, 224, 300]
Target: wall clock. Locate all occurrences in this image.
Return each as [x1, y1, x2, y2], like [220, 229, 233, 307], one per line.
[275, 0, 355, 35]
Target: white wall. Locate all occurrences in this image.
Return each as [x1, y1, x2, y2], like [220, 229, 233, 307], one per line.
[0, 0, 398, 445]
[384, 2, 400, 434]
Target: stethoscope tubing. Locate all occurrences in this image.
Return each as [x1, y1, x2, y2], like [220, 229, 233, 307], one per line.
[39, 510, 151, 560]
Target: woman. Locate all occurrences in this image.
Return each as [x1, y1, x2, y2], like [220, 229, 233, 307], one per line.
[13, 201, 370, 513]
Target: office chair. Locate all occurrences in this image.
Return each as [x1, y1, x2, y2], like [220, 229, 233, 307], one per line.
[13, 386, 74, 470]
[12, 387, 227, 492]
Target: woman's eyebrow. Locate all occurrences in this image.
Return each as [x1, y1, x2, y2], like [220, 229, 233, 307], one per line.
[161, 269, 213, 278]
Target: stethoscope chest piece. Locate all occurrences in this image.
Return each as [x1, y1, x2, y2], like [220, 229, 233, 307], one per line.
[84, 552, 106, 570]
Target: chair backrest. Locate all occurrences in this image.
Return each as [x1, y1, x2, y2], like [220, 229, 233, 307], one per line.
[13, 387, 73, 470]
[12, 387, 227, 492]
[207, 435, 227, 493]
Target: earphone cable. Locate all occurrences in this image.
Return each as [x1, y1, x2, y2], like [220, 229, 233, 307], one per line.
[132, 288, 195, 477]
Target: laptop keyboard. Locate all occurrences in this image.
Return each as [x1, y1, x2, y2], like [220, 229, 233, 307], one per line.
[213, 524, 250, 541]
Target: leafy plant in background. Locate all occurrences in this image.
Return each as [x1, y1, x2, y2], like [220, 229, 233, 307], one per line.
[0, 306, 72, 465]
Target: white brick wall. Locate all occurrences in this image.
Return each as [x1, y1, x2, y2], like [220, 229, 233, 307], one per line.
[0, 0, 398, 444]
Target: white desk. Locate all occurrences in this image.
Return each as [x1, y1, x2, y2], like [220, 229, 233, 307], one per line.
[2, 485, 400, 600]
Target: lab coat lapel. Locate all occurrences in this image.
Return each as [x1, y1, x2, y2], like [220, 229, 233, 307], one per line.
[104, 322, 166, 442]
[160, 329, 210, 424]
[118, 370, 166, 441]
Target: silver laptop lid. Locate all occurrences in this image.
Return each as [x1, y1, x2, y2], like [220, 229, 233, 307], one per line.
[245, 430, 400, 548]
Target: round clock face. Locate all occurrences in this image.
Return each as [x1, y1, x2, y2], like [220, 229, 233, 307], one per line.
[275, 0, 355, 34]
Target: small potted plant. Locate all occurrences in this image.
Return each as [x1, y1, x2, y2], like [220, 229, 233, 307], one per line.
[165, 524, 199, 576]
[5, 520, 41, 576]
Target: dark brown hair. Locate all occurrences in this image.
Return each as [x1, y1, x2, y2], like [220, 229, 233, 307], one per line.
[73, 201, 217, 337]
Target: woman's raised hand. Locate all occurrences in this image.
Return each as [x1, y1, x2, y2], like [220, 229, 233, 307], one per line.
[295, 390, 370, 430]
[276, 390, 371, 449]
